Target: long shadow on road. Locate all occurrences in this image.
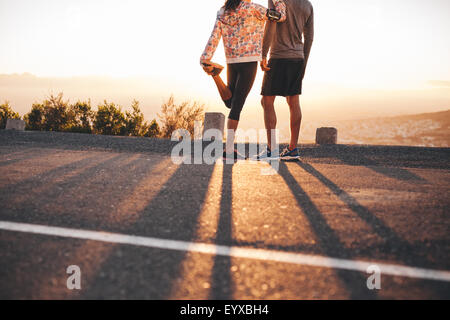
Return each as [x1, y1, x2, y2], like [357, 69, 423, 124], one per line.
[334, 152, 426, 182]
[0, 148, 54, 168]
[278, 162, 378, 299]
[296, 161, 450, 298]
[0, 153, 128, 225]
[297, 161, 441, 268]
[0, 153, 103, 193]
[80, 163, 216, 299]
[209, 163, 234, 300]
[0, 153, 167, 299]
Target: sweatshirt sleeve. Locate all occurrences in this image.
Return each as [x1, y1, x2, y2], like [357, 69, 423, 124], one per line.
[200, 17, 222, 64]
[262, 21, 276, 59]
[303, 6, 314, 64]
[253, 0, 286, 22]
[262, 0, 286, 58]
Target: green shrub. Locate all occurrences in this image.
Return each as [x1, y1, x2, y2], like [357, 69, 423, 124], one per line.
[42, 93, 73, 132]
[20, 93, 201, 140]
[125, 100, 149, 137]
[68, 100, 94, 134]
[24, 103, 45, 130]
[24, 93, 74, 132]
[158, 95, 204, 138]
[0, 101, 20, 129]
[145, 119, 161, 138]
[94, 101, 127, 136]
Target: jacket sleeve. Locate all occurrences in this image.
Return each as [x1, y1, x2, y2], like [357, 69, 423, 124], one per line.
[253, 0, 286, 22]
[200, 17, 222, 64]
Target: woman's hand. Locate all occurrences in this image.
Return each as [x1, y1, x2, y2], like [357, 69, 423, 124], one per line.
[203, 66, 215, 75]
[201, 60, 215, 75]
[201, 61, 225, 76]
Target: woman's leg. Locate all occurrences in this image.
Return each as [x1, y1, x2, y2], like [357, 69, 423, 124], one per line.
[225, 118, 239, 153]
[228, 62, 258, 121]
[212, 74, 232, 101]
[203, 62, 233, 102]
[226, 62, 258, 152]
[223, 64, 238, 108]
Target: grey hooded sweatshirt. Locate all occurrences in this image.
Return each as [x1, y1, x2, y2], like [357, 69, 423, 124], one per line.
[262, 0, 314, 64]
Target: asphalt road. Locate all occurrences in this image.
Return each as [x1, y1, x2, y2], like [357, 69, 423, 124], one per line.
[0, 130, 449, 299]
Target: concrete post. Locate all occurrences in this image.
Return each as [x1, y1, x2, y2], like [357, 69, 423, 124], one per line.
[5, 119, 26, 131]
[203, 112, 225, 140]
[316, 127, 338, 145]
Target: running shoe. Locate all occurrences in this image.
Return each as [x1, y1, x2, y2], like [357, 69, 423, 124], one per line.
[223, 149, 247, 162]
[253, 147, 277, 161]
[280, 147, 300, 161]
[202, 61, 224, 77]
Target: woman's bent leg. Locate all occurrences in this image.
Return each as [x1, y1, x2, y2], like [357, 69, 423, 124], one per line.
[223, 64, 239, 108]
[212, 75, 232, 101]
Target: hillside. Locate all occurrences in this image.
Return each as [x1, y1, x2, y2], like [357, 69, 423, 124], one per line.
[298, 110, 450, 147]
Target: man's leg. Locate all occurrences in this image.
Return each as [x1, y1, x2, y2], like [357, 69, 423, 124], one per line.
[261, 95, 277, 150]
[286, 95, 302, 150]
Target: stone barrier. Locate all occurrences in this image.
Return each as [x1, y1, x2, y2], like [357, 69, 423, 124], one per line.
[316, 127, 338, 145]
[5, 119, 26, 131]
[203, 112, 225, 140]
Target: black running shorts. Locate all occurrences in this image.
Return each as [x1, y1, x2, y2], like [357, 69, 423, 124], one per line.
[261, 58, 305, 97]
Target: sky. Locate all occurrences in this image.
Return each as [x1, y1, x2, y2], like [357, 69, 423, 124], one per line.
[0, 0, 449, 124]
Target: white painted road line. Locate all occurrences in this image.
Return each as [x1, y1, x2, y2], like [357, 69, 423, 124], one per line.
[1, 220, 450, 283]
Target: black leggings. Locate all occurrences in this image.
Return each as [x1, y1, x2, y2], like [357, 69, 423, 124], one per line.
[224, 62, 258, 121]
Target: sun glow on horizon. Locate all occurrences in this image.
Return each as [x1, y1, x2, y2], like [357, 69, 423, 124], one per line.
[1, 0, 449, 85]
[0, 0, 449, 122]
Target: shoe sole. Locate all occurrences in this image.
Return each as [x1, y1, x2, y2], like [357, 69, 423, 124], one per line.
[223, 155, 247, 161]
[255, 157, 279, 162]
[222, 158, 247, 163]
[280, 156, 301, 162]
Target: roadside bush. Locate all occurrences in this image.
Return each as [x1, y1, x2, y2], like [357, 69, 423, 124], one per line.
[93, 101, 127, 136]
[125, 100, 149, 137]
[0, 101, 20, 129]
[24, 93, 73, 132]
[24, 103, 45, 131]
[145, 119, 161, 138]
[42, 93, 73, 132]
[68, 100, 94, 134]
[20, 93, 202, 140]
[158, 95, 204, 138]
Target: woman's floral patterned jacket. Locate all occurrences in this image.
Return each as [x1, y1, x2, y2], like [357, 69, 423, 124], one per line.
[200, 0, 286, 65]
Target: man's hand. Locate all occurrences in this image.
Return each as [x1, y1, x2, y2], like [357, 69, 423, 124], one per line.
[260, 58, 270, 72]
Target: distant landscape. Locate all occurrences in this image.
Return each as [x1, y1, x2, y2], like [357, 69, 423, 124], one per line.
[298, 110, 450, 147]
[1, 73, 449, 148]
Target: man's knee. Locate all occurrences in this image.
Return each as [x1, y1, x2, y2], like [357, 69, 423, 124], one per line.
[286, 96, 302, 121]
[261, 96, 275, 110]
[286, 95, 300, 107]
